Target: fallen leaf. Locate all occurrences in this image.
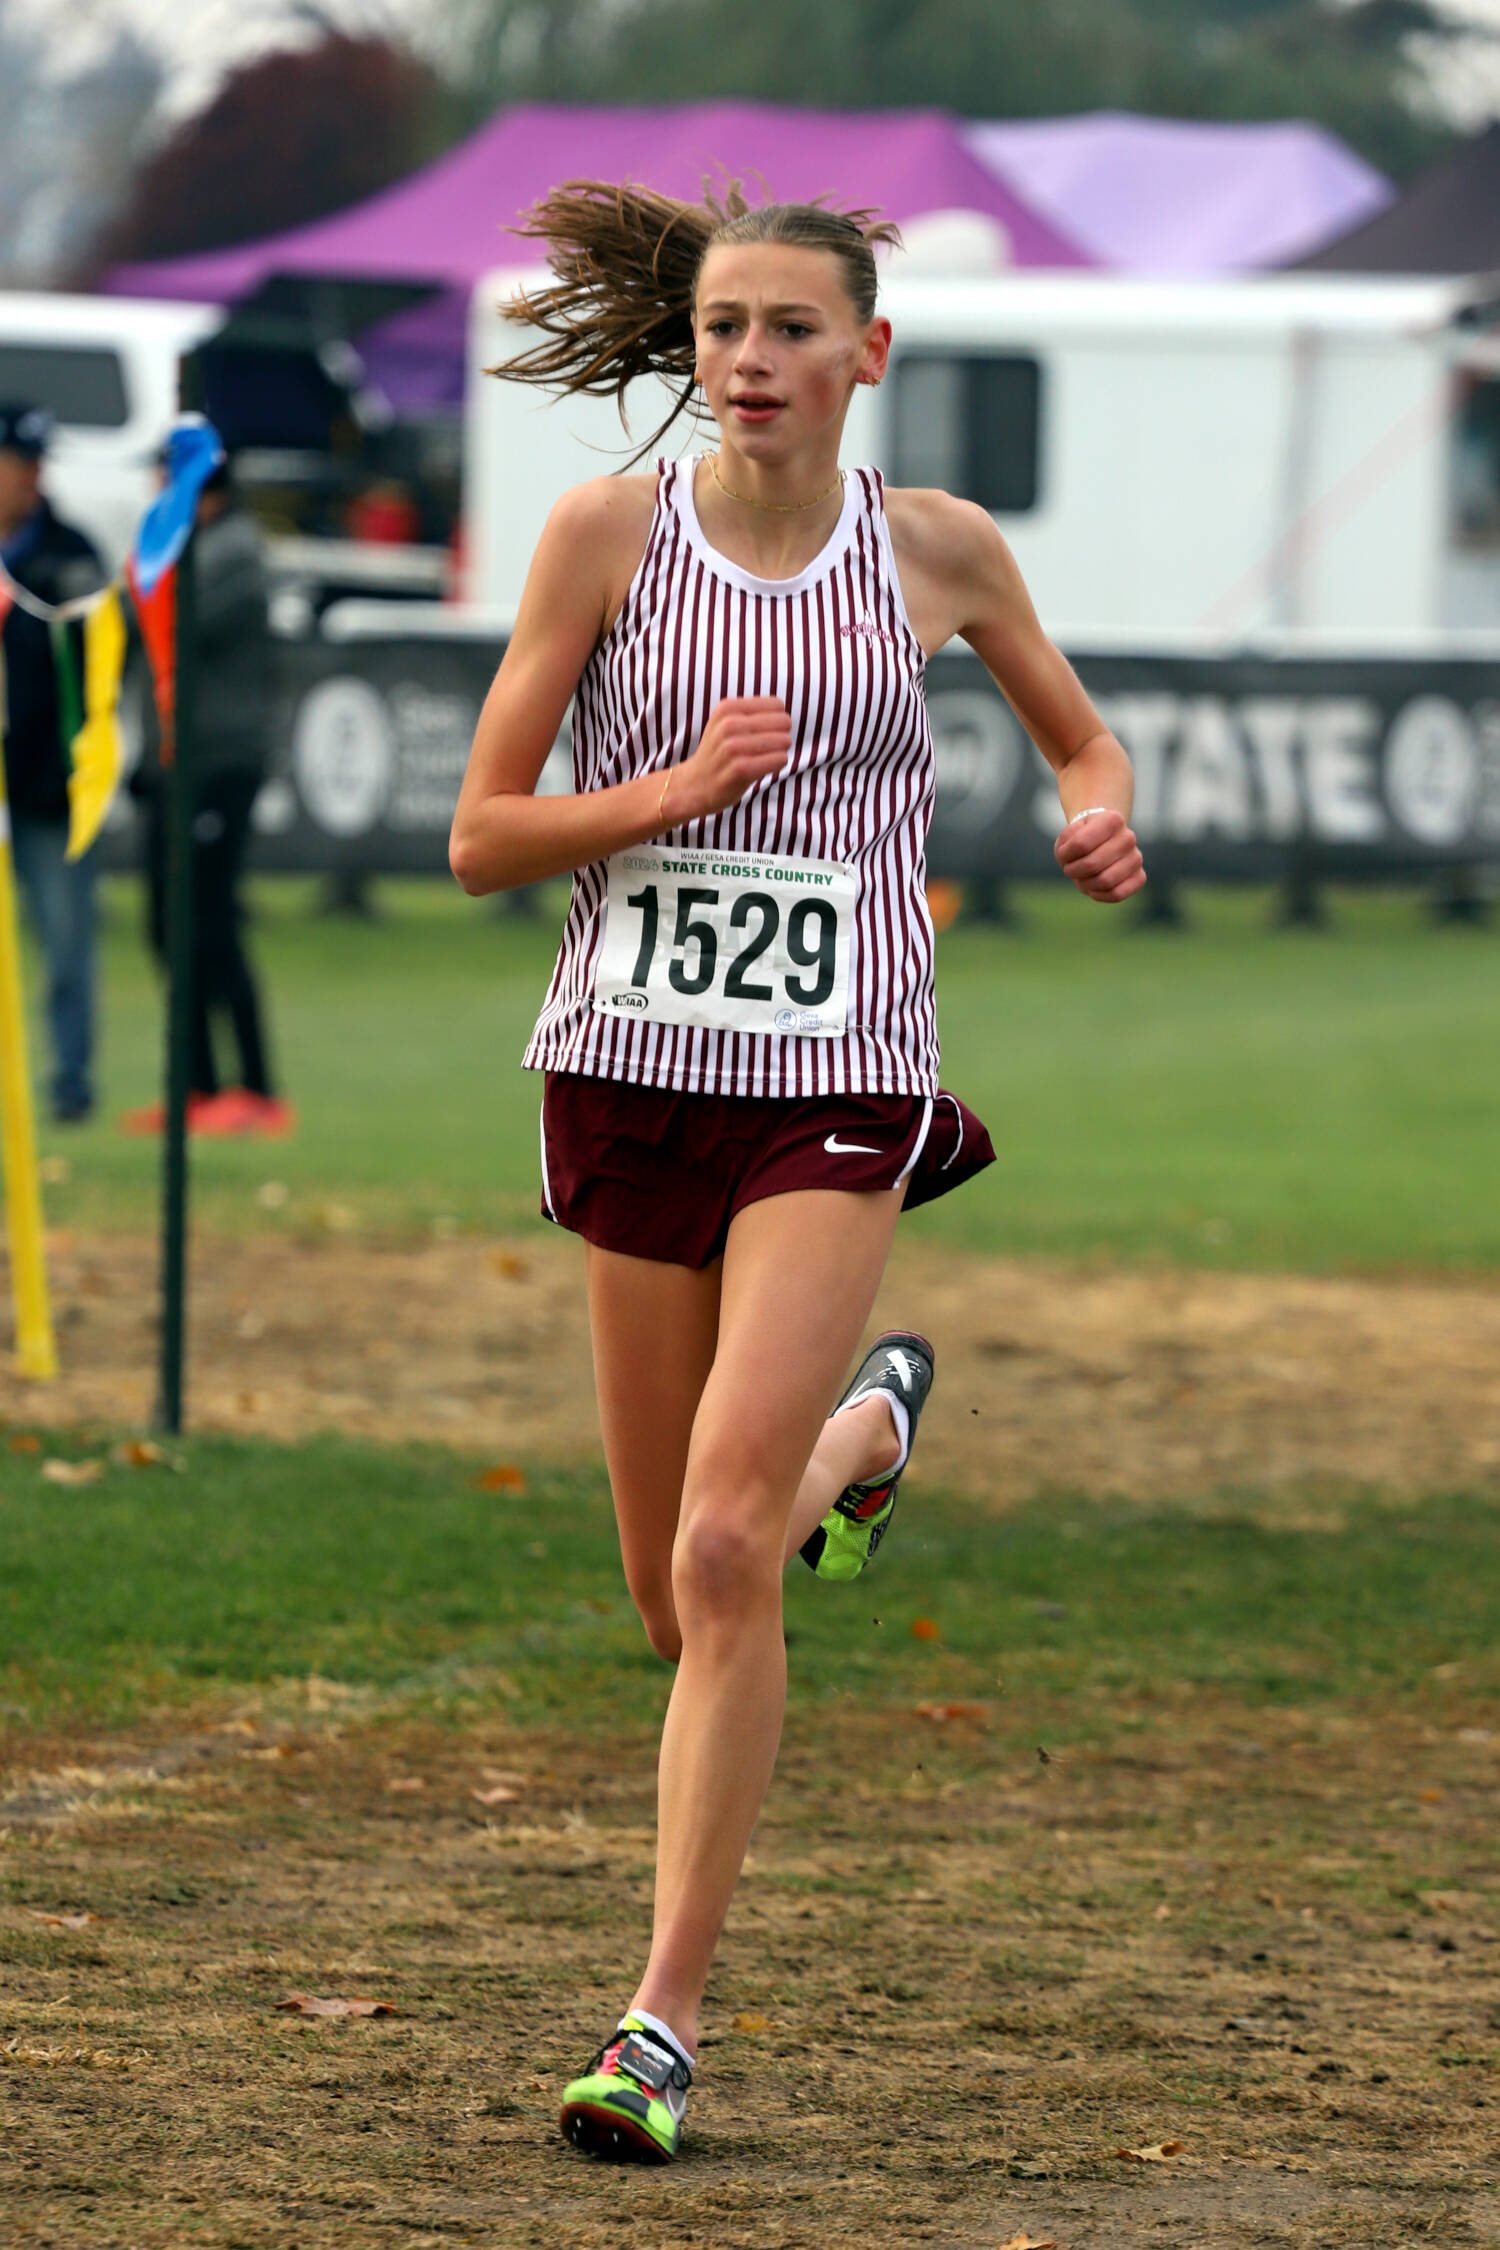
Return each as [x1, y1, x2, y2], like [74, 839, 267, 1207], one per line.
[731, 2011, 770, 2033]
[998, 2235, 1058, 2249]
[476, 1464, 526, 1493]
[470, 1784, 519, 1806]
[909, 1617, 941, 1642]
[488, 1251, 529, 1279]
[114, 1439, 170, 1469]
[9, 1433, 41, 1453]
[274, 1993, 396, 2019]
[1421, 1890, 1476, 1913]
[1153, 1903, 1172, 1920]
[236, 1310, 267, 1341]
[1114, 2140, 1185, 2163]
[255, 1179, 290, 1210]
[27, 1910, 98, 1930]
[42, 1459, 104, 1486]
[1009, 2158, 1051, 2178]
[385, 1776, 425, 1794]
[39, 1154, 70, 1186]
[1417, 1786, 1445, 1805]
[914, 1700, 988, 1724]
[481, 1767, 527, 1786]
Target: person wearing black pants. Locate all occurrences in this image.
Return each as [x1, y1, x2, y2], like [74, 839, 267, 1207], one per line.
[124, 461, 291, 1139]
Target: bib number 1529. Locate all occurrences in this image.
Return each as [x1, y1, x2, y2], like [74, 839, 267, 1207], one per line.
[593, 845, 856, 1038]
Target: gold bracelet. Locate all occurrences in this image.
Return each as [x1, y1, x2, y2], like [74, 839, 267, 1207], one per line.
[657, 769, 672, 828]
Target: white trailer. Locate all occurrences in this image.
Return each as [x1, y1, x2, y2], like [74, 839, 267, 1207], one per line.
[0, 292, 223, 568]
[465, 267, 1500, 640]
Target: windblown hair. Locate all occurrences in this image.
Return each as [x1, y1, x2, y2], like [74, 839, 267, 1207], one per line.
[494, 179, 902, 463]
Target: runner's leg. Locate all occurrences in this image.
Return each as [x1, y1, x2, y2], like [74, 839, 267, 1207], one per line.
[584, 1242, 722, 1662]
[629, 1185, 906, 2050]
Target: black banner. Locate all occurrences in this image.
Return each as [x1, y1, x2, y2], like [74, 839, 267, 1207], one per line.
[102, 630, 1500, 878]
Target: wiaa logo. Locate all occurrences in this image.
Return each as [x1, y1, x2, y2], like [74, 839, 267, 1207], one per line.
[612, 991, 649, 1011]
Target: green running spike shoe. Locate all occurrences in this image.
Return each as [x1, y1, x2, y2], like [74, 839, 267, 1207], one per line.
[559, 2015, 692, 2163]
[799, 1330, 935, 1583]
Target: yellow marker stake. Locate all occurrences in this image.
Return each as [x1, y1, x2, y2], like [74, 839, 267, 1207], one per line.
[0, 784, 57, 1379]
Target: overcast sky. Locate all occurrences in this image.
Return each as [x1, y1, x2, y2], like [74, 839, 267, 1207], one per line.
[13, 0, 1500, 134]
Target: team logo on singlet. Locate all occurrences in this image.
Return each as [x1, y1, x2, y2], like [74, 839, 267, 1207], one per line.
[840, 617, 897, 645]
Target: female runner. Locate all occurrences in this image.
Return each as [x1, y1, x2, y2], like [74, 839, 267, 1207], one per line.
[450, 183, 1145, 2164]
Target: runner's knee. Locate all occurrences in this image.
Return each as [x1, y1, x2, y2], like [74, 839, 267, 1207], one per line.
[672, 1501, 780, 1624]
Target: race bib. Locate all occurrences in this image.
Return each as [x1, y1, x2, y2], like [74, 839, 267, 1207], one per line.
[593, 844, 856, 1038]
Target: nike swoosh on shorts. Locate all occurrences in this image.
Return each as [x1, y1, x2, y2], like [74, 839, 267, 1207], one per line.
[824, 1134, 883, 1155]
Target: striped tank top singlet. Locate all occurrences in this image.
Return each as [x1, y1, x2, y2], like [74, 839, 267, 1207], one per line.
[522, 456, 940, 1099]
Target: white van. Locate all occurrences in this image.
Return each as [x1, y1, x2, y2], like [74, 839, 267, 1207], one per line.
[0, 292, 222, 569]
[465, 267, 1500, 641]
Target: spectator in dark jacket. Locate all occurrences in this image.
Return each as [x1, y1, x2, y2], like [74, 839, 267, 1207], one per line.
[124, 461, 291, 1138]
[0, 402, 106, 1122]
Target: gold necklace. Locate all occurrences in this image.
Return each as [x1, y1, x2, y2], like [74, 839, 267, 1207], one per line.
[710, 454, 843, 513]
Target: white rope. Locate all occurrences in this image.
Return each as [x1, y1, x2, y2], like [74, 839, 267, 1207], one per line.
[0, 560, 126, 627]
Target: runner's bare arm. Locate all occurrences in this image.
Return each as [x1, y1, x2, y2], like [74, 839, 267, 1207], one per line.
[450, 481, 793, 895]
[886, 489, 1145, 904]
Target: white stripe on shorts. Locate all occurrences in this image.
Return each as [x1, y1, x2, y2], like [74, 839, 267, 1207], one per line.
[893, 1096, 935, 1188]
[538, 1097, 557, 1221]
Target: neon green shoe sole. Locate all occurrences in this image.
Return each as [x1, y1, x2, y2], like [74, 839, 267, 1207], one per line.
[800, 1331, 934, 1583]
[559, 2018, 690, 2163]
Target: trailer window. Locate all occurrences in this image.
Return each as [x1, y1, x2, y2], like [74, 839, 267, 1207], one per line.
[0, 343, 128, 429]
[1454, 370, 1500, 544]
[890, 353, 1041, 514]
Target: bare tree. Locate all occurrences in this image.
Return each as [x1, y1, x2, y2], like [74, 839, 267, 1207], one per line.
[0, 8, 162, 285]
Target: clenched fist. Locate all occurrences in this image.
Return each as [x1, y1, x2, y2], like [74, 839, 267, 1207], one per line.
[1054, 807, 1146, 904]
[657, 697, 793, 828]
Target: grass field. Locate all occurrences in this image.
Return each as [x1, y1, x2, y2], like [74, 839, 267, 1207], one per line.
[31, 873, 1500, 1270]
[3, 1436, 1499, 2246]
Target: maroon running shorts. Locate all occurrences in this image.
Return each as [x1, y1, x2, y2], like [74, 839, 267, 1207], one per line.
[539, 1071, 995, 1269]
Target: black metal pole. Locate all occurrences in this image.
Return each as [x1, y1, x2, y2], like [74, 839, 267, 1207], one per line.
[155, 532, 197, 1433]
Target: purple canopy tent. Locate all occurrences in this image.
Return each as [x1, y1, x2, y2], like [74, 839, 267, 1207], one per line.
[963, 111, 1392, 275]
[109, 100, 1092, 409]
[108, 101, 1392, 412]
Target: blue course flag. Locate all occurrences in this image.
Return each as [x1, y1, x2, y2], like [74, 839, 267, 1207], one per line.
[130, 415, 226, 598]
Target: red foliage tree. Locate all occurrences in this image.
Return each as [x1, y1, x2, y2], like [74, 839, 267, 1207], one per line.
[93, 34, 446, 269]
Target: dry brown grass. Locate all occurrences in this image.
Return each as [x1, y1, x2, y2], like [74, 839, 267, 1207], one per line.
[4, 1683, 1499, 2248]
[5, 1231, 1500, 1503]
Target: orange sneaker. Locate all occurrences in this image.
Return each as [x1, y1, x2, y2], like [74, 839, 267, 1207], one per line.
[119, 1094, 216, 1136]
[248, 1095, 296, 1139]
[192, 1090, 296, 1138]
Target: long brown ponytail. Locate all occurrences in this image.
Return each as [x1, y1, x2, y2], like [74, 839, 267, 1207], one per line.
[493, 179, 901, 463]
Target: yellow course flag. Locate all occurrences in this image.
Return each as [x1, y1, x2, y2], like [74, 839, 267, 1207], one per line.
[66, 585, 128, 861]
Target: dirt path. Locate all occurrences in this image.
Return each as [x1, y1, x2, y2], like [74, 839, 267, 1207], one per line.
[4, 1232, 1499, 1502]
[4, 1688, 1498, 2248]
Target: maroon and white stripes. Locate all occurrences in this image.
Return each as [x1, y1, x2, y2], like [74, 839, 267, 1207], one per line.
[523, 458, 939, 1097]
